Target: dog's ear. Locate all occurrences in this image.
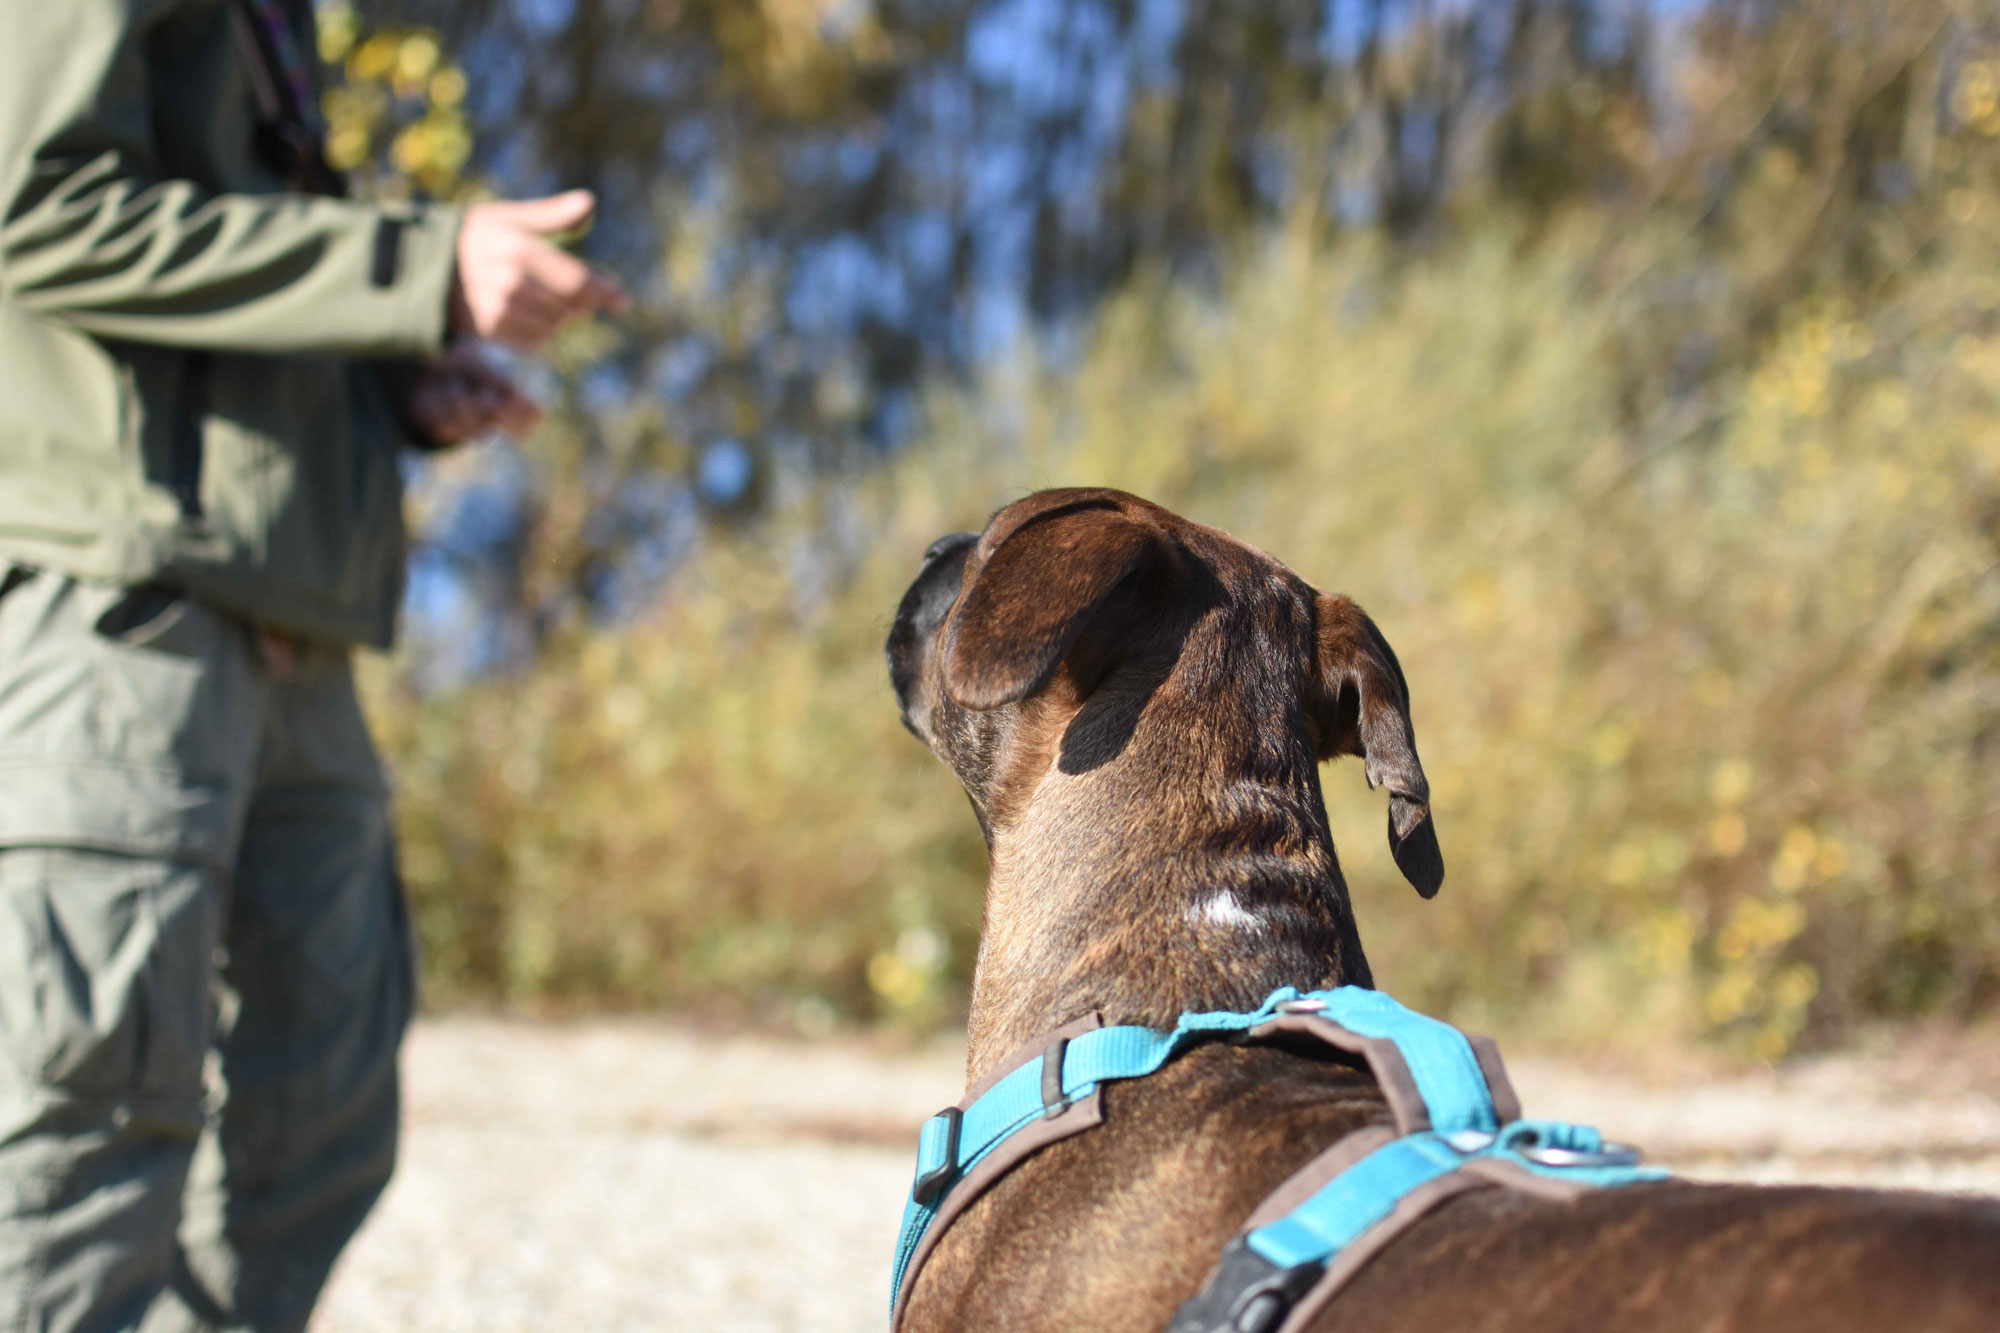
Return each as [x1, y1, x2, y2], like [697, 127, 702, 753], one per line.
[1311, 595, 1443, 899]
[942, 500, 1163, 710]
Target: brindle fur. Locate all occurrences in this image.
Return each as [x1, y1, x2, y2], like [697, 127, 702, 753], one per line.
[886, 488, 2000, 1332]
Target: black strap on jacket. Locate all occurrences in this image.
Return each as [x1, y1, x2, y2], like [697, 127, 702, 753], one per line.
[225, 0, 347, 198]
[169, 0, 348, 519]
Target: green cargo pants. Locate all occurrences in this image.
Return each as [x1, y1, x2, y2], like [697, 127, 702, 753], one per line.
[0, 571, 414, 1332]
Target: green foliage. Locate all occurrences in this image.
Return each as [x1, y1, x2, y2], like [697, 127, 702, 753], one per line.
[368, 183, 2000, 1050]
[355, 1, 2000, 1052]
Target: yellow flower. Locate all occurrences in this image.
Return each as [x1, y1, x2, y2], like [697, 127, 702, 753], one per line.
[866, 951, 928, 1011]
[424, 111, 472, 175]
[1772, 963, 1819, 1012]
[348, 32, 399, 84]
[430, 66, 468, 109]
[390, 124, 432, 174]
[1867, 382, 1911, 431]
[1784, 363, 1828, 418]
[1704, 971, 1758, 1023]
[316, 1, 359, 64]
[1769, 825, 1817, 893]
[1710, 759, 1754, 807]
[1590, 720, 1633, 768]
[325, 124, 371, 172]
[395, 33, 442, 97]
[1953, 62, 1999, 125]
[1604, 839, 1648, 887]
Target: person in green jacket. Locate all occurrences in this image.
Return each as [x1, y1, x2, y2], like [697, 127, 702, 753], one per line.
[0, 2, 625, 1328]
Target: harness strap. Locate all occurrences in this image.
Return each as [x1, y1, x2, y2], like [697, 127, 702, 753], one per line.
[890, 1004, 1270, 1320]
[1171, 1117, 1663, 1333]
[890, 985, 1491, 1317]
[1239, 1008, 1520, 1136]
[891, 986, 1663, 1331]
[891, 1013, 1108, 1323]
[1247, 988, 1506, 1135]
[1264, 1153, 1613, 1333]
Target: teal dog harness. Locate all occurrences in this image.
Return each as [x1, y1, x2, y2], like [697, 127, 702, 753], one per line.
[890, 986, 1664, 1332]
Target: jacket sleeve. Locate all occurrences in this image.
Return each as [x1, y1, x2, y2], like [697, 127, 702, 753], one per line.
[0, 0, 460, 357]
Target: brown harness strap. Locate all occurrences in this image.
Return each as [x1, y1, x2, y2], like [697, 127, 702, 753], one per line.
[1239, 1013, 1522, 1135]
[890, 1014, 1107, 1328]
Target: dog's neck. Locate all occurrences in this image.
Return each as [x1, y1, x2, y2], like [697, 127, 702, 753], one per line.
[962, 673, 1372, 1082]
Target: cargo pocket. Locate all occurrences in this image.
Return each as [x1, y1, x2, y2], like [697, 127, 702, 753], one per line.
[0, 847, 218, 1107]
[0, 576, 252, 1114]
[0, 576, 261, 868]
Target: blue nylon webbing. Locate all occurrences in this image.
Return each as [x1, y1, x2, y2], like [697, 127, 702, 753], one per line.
[890, 985, 1482, 1308]
[1248, 1134, 1466, 1267]
[891, 991, 1310, 1308]
[889, 985, 1664, 1317]
[1244, 1121, 1666, 1270]
[892, 1023, 1244, 1304]
[1299, 987, 1498, 1133]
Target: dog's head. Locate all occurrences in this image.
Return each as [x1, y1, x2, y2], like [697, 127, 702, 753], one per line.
[886, 487, 1441, 898]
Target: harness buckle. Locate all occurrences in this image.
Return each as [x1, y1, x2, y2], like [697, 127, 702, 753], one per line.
[1499, 1120, 1647, 1169]
[910, 1106, 962, 1206]
[1041, 1036, 1070, 1120]
[1515, 1139, 1645, 1169]
[1167, 1236, 1324, 1333]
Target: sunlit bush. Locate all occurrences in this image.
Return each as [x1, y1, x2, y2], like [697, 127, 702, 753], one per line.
[367, 198, 2000, 1053]
[316, 3, 474, 199]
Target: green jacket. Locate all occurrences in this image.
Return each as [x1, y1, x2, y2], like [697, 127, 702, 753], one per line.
[0, 0, 462, 646]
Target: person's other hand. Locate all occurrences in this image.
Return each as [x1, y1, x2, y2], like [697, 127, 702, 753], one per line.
[406, 343, 542, 447]
[448, 190, 629, 348]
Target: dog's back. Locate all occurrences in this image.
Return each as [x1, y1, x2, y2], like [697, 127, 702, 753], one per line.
[906, 1044, 2000, 1332]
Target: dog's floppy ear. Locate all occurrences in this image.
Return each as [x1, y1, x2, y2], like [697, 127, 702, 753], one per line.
[943, 499, 1162, 710]
[1312, 595, 1443, 899]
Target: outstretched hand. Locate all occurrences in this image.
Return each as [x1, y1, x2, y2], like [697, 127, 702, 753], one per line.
[449, 190, 629, 349]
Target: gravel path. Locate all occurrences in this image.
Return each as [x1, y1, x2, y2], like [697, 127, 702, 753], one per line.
[309, 1019, 2000, 1332]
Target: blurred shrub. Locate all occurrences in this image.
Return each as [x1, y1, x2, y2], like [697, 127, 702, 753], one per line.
[366, 177, 2000, 1052]
[316, 3, 474, 199]
[363, 447, 1008, 1029]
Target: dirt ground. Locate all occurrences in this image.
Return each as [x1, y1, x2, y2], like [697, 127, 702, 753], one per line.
[309, 1018, 2000, 1333]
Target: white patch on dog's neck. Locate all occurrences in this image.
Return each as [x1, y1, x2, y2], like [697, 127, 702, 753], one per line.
[1192, 891, 1264, 933]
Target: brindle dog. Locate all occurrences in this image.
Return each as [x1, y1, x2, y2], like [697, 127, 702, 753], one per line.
[885, 487, 2000, 1332]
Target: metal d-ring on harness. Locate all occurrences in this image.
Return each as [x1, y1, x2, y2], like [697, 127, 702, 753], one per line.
[889, 986, 1666, 1333]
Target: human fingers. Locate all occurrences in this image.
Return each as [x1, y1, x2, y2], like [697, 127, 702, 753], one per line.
[593, 269, 630, 316]
[474, 189, 597, 238]
[488, 284, 570, 349]
[435, 339, 499, 373]
[455, 359, 543, 433]
[407, 376, 482, 445]
[410, 365, 540, 444]
[520, 240, 627, 316]
[479, 249, 623, 344]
